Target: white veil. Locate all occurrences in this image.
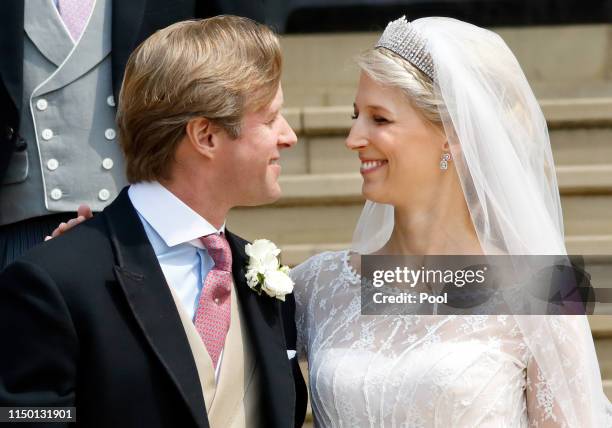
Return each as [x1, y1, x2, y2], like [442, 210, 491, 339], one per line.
[352, 17, 611, 426]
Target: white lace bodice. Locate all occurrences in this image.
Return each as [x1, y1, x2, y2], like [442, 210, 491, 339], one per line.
[292, 251, 567, 428]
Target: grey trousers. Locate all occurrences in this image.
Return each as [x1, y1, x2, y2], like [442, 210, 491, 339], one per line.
[0, 213, 75, 270]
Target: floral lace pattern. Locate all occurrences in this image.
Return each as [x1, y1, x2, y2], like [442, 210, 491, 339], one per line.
[291, 250, 584, 428]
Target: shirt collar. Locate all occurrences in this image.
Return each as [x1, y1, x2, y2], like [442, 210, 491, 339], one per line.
[128, 181, 225, 248]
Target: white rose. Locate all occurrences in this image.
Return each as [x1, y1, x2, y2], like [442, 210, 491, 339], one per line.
[245, 239, 281, 273]
[245, 239, 281, 259]
[245, 269, 260, 290]
[261, 269, 294, 302]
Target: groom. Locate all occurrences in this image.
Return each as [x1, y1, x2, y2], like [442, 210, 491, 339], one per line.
[0, 16, 307, 428]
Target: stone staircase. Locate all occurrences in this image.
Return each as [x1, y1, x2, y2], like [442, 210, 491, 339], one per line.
[226, 25, 612, 414]
[592, 317, 612, 400]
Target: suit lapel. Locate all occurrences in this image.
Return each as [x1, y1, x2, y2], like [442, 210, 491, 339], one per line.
[225, 231, 296, 427]
[34, 0, 111, 96]
[24, 0, 73, 68]
[104, 188, 209, 428]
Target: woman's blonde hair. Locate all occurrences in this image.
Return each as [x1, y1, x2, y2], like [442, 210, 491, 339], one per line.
[117, 16, 282, 183]
[356, 48, 443, 126]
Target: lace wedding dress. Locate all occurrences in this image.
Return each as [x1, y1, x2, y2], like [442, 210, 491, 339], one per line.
[292, 250, 580, 428]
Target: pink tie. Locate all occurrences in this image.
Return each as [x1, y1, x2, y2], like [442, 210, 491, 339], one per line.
[57, 0, 94, 42]
[194, 233, 232, 368]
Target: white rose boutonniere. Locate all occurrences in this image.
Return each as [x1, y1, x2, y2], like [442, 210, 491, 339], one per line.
[245, 239, 294, 301]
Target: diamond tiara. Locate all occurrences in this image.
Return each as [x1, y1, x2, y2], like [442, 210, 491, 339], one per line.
[375, 16, 434, 81]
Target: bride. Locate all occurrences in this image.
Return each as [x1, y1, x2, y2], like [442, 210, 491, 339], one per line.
[290, 17, 612, 427]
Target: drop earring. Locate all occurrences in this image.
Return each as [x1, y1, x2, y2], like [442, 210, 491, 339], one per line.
[440, 152, 451, 170]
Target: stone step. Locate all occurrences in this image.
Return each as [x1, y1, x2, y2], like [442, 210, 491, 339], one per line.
[280, 100, 612, 175]
[272, 166, 612, 202]
[285, 99, 612, 135]
[280, 25, 612, 107]
[227, 169, 612, 246]
[591, 318, 612, 383]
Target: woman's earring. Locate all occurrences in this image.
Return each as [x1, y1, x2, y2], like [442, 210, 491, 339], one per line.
[440, 152, 452, 170]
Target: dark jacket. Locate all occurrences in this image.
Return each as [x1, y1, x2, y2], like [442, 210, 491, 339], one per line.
[0, 188, 307, 427]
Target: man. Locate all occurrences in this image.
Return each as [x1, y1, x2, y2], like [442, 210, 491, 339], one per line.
[0, 16, 307, 428]
[0, 0, 263, 269]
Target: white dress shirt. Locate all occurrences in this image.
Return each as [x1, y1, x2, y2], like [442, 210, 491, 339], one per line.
[128, 181, 226, 379]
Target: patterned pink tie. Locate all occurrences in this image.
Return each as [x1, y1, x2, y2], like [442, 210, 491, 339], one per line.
[194, 233, 232, 368]
[57, 0, 95, 42]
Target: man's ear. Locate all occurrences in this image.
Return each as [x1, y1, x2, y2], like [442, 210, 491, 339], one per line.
[185, 117, 222, 159]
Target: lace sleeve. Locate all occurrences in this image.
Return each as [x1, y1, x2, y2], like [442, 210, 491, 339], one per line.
[525, 355, 567, 427]
[525, 339, 612, 427]
[290, 253, 325, 361]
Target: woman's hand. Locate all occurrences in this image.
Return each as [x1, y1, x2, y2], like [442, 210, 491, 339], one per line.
[44, 205, 94, 241]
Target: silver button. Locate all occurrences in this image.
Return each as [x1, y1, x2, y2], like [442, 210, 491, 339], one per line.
[50, 188, 62, 200]
[98, 188, 110, 201]
[36, 99, 48, 111]
[102, 158, 114, 170]
[106, 95, 115, 107]
[47, 158, 59, 171]
[41, 129, 54, 140]
[104, 128, 116, 140]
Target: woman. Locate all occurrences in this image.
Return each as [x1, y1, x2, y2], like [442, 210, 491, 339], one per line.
[290, 16, 611, 426]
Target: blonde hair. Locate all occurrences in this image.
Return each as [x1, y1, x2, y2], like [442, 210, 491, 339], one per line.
[117, 16, 282, 183]
[356, 48, 443, 126]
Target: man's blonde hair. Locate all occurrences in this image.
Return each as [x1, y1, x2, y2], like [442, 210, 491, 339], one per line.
[117, 16, 282, 183]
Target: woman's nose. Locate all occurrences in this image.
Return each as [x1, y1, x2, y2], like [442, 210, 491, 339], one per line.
[345, 124, 368, 150]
